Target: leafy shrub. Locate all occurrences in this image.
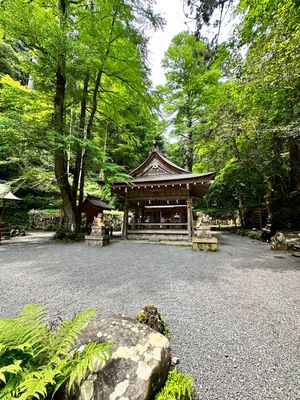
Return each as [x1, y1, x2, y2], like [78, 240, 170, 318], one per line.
[52, 227, 85, 242]
[5, 194, 61, 227]
[136, 304, 170, 338]
[0, 304, 111, 400]
[37, 209, 61, 214]
[155, 368, 196, 400]
[247, 230, 261, 240]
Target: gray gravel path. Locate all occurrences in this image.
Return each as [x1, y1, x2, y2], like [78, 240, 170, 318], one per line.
[0, 232, 299, 400]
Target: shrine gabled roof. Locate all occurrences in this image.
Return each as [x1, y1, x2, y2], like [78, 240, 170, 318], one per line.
[132, 172, 215, 184]
[110, 171, 215, 198]
[98, 148, 215, 198]
[83, 195, 114, 210]
[130, 147, 189, 177]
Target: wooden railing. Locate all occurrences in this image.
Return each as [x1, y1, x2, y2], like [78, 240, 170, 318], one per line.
[128, 222, 188, 230]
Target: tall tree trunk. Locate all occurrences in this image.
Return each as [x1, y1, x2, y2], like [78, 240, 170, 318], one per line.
[186, 127, 193, 172]
[53, 0, 79, 231]
[263, 177, 273, 221]
[72, 72, 89, 201]
[77, 15, 117, 210]
[289, 138, 300, 192]
[238, 194, 246, 228]
[186, 109, 193, 171]
[77, 69, 103, 212]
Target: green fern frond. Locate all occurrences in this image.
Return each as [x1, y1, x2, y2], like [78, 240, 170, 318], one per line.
[0, 305, 111, 400]
[52, 310, 96, 357]
[67, 341, 112, 391]
[155, 368, 196, 400]
[0, 345, 6, 358]
[16, 368, 56, 400]
[0, 304, 49, 354]
[0, 377, 19, 400]
[0, 361, 22, 383]
[18, 305, 50, 356]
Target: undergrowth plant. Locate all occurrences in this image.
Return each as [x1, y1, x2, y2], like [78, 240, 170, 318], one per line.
[155, 368, 196, 400]
[0, 304, 111, 400]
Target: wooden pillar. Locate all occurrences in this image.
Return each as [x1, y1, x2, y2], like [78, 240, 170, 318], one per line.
[122, 189, 128, 240]
[187, 196, 193, 238]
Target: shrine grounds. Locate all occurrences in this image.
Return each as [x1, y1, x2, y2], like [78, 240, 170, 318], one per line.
[0, 232, 299, 400]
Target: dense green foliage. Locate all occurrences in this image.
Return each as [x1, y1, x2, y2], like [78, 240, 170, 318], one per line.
[159, 32, 220, 171]
[0, 0, 163, 230]
[155, 368, 195, 400]
[161, 0, 300, 228]
[0, 304, 111, 400]
[0, 0, 299, 229]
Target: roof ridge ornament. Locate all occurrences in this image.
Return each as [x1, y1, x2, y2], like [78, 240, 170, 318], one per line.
[151, 139, 163, 154]
[152, 144, 160, 152]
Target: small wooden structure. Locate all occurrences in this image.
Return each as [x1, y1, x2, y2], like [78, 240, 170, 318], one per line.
[0, 181, 22, 240]
[82, 195, 113, 226]
[106, 147, 215, 241]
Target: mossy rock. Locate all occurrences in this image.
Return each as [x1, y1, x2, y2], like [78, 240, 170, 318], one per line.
[136, 304, 170, 338]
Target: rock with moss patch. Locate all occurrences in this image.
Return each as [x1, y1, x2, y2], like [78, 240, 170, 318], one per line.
[58, 315, 171, 400]
[136, 304, 170, 338]
[270, 232, 289, 250]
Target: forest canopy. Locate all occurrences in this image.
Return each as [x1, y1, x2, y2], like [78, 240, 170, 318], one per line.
[0, 0, 299, 230]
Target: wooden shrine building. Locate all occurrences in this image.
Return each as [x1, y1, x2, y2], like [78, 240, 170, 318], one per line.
[108, 147, 215, 241]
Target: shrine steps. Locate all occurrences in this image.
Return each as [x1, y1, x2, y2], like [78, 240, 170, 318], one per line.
[126, 230, 190, 242]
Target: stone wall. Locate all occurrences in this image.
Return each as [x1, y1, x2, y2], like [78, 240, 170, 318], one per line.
[28, 210, 124, 232]
[28, 210, 62, 231]
[103, 211, 123, 231]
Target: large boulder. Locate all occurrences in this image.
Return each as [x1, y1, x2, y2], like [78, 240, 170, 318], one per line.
[270, 232, 300, 251]
[270, 232, 289, 250]
[60, 315, 171, 400]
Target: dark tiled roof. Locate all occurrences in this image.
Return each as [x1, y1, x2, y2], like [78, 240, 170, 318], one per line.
[132, 172, 215, 184]
[157, 152, 189, 173]
[84, 195, 114, 210]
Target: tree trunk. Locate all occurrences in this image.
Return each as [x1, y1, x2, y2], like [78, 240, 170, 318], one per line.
[77, 69, 103, 215]
[263, 177, 273, 221]
[53, 0, 79, 231]
[72, 72, 89, 200]
[238, 194, 246, 228]
[186, 115, 193, 172]
[289, 138, 300, 192]
[74, 15, 117, 212]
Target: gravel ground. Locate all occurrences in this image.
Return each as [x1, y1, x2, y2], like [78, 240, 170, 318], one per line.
[0, 232, 299, 400]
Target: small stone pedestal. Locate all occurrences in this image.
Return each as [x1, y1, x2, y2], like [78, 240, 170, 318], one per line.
[192, 236, 218, 251]
[192, 227, 218, 251]
[85, 213, 110, 247]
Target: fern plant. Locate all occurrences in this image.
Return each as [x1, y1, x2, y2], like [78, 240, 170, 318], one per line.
[155, 368, 196, 400]
[0, 304, 111, 400]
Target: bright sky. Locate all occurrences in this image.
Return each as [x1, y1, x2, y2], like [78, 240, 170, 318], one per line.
[148, 0, 190, 87]
[148, 0, 237, 87]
